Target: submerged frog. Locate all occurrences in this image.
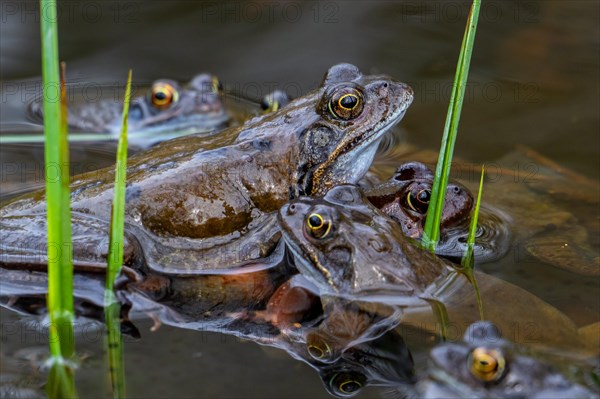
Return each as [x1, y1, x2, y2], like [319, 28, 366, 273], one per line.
[28, 74, 229, 147]
[415, 321, 598, 399]
[278, 185, 588, 353]
[365, 161, 510, 263]
[1, 63, 413, 276]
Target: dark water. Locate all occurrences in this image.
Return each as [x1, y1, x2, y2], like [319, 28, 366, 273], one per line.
[1, 1, 599, 397]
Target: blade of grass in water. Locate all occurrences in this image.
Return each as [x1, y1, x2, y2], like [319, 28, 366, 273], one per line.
[40, 0, 77, 396]
[104, 69, 132, 399]
[422, 0, 481, 251]
[461, 166, 485, 320]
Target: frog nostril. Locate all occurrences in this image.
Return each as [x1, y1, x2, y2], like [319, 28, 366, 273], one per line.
[383, 83, 388, 88]
[288, 204, 296, 215]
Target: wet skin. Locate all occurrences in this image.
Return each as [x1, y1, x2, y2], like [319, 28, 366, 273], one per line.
[365, 161, 509, 263]
[29, 74, 229, 146]
[365, 161, 473, 239]
[278, 185, 588, 354]
[371, 144, 599, 275]
[279, 184, 454, 299]
[278, 184, 455, 362]
[417, 321, 598, 399]
[1, 63, 413, 276]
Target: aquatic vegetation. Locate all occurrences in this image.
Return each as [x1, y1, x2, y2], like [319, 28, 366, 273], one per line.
[39, 0, 77, 396]
[104, 70, 132, 399]
[461, 166, 485, 320]
[422, 0, 481, 251]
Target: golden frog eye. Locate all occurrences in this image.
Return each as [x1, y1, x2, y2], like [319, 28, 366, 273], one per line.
[306, 213, 332, 239]
[328, 88, 364, 120]
[151, 83, 179, 109]
[329, 372, 366, 397]
[469, 347, 506, 382]
[405, 189, 431, 214]
[211, 76, 223, 94]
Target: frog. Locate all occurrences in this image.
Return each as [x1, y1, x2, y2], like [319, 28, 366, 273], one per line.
[278, 184, 589, 357]
[365, 161, 511, 263]
[365, 162, 474, 239]
[414, 321, 599, 399]
[370, 144, 600, 277]
[27, 73, 230, 148]
[1, 63, 414, 283]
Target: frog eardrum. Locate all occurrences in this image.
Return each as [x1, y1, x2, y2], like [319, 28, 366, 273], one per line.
[328, 86, 364, 120]
[151, 82, 179, 109]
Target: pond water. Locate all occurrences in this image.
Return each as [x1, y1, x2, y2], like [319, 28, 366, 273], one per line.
[0, 1, 598, 398]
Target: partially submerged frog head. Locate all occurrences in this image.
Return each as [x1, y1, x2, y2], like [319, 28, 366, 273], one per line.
[129, 73, 227, 135]
[278, 184, 450, 299]
[29, 73, 229, 145]
[366, 162, 474, 238]
[420, 321, 598, 398]
[297, 63, 413, 196]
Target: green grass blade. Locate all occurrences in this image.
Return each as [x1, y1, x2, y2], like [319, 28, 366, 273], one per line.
[40, 0, 77, 397]
[462, 166, 485, 268]
[422, 0, 481, 251]
[461, 165, 485, 320]
[105, 68, 132, 287]
[104, 69, 132, 399]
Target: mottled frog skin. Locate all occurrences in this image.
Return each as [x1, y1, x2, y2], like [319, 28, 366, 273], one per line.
[278, 185, 587, 352]
[279, 184, 453, 299]
[1, 63, 414, 276]
[365, 161, 473, 239]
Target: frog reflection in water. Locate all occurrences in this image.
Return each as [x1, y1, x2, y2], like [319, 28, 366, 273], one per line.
[278, 185, 590, 361]
[414, 321, 598, 399]
[29, 74, 229, 146]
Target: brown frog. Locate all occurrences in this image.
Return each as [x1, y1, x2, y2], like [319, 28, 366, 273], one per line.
[370, 144, 599, 276]
[365, 162, 473, 238]
[365, 161, 510, 263]
[1, 63, 413, 279]
[278, 185, 588, 357]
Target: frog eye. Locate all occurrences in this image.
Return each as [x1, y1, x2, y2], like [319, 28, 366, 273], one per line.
[405, 189, 431, 214]
[329, 372, 366, 397]
[151, 83, 179, 109]
[211, 76, 223, 94]
[306, 213, 332, 239]
[328, 87, 364, 120]
[469, 347, 506, 382]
